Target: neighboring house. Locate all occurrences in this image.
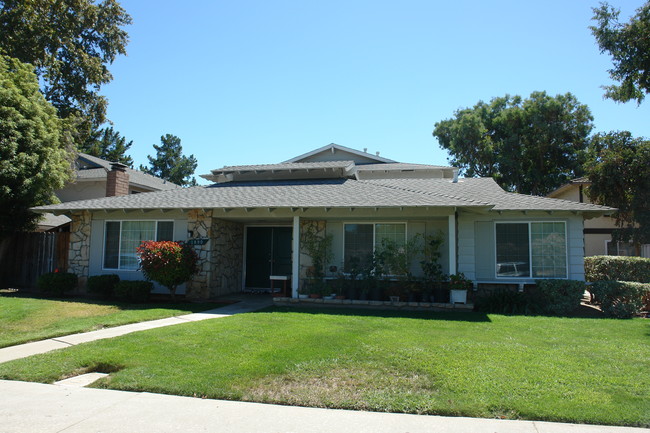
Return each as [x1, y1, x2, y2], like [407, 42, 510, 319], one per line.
[33, 143, 614, 299]
[548, 178, 649, 258]
[38, 153, 180, 231]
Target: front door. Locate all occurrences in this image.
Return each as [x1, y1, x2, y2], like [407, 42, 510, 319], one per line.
[245, 227, 292, 289]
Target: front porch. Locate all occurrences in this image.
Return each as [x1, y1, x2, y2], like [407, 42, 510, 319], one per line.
[185, 208, 459, 301]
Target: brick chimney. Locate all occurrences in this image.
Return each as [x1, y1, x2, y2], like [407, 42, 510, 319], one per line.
[106, 162, 130, 197]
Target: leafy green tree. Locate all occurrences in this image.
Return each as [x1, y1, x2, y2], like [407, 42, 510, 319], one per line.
[0, 56, 73, 238]
[591, 2, 650, 104]
[433, 91, 593, 196]
[0, 0, 132, 142]
[141, 134, 198, 186]
[81, 126, 134, 167]
[585, 131, 650, 252]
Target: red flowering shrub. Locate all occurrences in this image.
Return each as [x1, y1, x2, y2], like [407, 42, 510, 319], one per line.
[136, 241, 199, 300]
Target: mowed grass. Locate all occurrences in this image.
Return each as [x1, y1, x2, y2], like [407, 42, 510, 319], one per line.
[0, 294, 222, 348]
[0, 307, 648, 427]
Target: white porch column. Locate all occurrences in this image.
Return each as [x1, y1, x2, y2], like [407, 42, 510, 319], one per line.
[448, 213, 457, 275]
[291, 215, 300, 297]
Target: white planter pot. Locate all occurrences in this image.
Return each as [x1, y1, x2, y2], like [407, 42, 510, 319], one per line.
[450, 289, 467, 304]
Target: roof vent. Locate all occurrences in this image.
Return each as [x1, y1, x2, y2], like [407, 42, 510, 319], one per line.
[376, 151, 380, 156]
[363, 148, 368, 153]
[452, 168, 459, 183]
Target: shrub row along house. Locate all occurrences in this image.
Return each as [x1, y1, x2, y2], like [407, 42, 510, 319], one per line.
[33, 144, 614, 300]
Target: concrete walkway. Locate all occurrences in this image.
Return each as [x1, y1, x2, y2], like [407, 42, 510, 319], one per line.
[1, 380, 647, 433]
[0, 295, 273, 364]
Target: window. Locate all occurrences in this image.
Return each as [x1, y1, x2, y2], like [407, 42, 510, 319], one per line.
[496, 222, 567, 279]
[344, 223, 406, 272]
[103, 221, 174, 270]
[606, 240, 636, 256]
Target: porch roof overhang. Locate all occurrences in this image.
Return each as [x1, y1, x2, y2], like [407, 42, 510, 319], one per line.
[31, 177, 615, 218]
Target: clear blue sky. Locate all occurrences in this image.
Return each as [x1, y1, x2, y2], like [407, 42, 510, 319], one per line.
[101, 0, 649, 184]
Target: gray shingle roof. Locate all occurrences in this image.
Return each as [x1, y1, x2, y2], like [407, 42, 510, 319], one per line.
[76, 153, 180, 191]
[364, 178, 614, 212]
[210, 161, 355, 173]
[32, 177, 614, 214]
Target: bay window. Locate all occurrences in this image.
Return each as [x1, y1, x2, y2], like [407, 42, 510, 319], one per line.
[103, 221, 174, 270]
[496, 222, 567, 279]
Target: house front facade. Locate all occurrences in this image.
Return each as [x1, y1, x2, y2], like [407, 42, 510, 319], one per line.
[548, 177, 649, 258]
[34, 144, 613, 299]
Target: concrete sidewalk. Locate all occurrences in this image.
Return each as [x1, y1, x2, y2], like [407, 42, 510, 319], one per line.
[0, 380, 647, 433]
[0, 296, 272, 364]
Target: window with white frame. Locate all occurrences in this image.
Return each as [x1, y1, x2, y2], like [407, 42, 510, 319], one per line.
[495, 222, 567, 279]
[343, 223, 406, 272]
[103, 221, 174, 270]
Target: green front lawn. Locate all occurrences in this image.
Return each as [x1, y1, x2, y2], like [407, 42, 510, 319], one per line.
[0, 294, 222, 348]
[0, 307, 648, 427]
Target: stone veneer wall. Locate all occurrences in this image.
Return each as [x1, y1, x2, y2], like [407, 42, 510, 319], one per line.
[210, 219, 244, 297]
[68, 210, 92, 289]
[186, 209, 213, 299]
[299, 219, 327, 292]
[186, 210, 245, 300]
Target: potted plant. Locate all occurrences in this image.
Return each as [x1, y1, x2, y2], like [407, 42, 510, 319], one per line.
[419, 232, 446, 302]
[305, 278, 325, 299]
[301, 223, 333, 299]
[449, 272, 471, 304]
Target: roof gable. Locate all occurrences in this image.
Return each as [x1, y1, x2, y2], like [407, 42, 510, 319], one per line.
[284, 143, 396, 164]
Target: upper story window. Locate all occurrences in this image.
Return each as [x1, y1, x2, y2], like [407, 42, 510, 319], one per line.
[496, 222, 567, 279]
[103, 221, 174, 270]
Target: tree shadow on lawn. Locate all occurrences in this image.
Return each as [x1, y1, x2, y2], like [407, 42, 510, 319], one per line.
[0, 289, 224, 313]
[261, 305, 493, 322]
[261, 302, 643, 323]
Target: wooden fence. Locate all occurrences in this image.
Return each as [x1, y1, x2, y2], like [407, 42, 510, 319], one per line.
[0, 232, 70, 289]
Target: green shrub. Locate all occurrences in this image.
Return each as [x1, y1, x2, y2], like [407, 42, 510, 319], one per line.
[114, 280, 153, 303]
[474, 289, 541, 315]
[36, 272, 77, 297]
[590, 281, 650, 318]
[87, 274, 120, 298]
[535, 279, 586, 316]
[584, 255, 650, 283]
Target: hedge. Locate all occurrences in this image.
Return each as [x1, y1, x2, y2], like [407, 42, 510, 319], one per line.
[36, 272, 78, 297]
[535, 279, 586, 316]
[584, 255, 650, 283]
[114, 280, 153, 303]
[87, 274, 120, 298]
[590, 281, 650, 318]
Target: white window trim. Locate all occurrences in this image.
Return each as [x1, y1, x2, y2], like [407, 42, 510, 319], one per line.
[494, 221, 568, 280]
[102, 220, 174, 271]
[342, 222, 408, 274]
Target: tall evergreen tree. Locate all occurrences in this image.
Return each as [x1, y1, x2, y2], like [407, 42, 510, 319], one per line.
[0, 0, 132, 144]
[141, 134, 198, 187]
[0, 56, 74, 238]
[81, 126, 134, 167]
